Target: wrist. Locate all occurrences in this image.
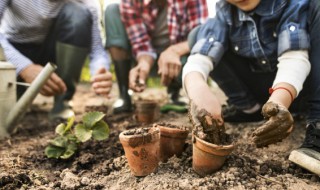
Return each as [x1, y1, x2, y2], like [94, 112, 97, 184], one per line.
[137, 55, 154, 68]
[268, 83, 296, 108]
[168, 41, 189, 56]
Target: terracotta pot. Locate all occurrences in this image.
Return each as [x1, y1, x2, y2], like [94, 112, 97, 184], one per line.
[119, 127, 160, 177]
[192, 134, 234, 176]
[155, 123, 189, 162]
[135, 100, 159, 123]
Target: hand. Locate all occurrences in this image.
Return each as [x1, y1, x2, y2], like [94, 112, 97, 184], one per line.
[185, 72, 222, 118]
[19, 64, 66, 96]
[158, 47, 182, 86]
[91, 67, 113, 97]
[189, 101, 226, 144]
[129, 62, 151, 92]
[252, 101, 294, 147]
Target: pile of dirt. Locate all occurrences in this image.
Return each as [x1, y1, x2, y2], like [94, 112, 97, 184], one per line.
[0, 83, 319, 190]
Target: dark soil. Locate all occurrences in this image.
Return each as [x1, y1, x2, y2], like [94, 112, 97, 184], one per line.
[123, 127, 151, 136]
[0, 83, 319, 190]
[190, 103, 228, 145]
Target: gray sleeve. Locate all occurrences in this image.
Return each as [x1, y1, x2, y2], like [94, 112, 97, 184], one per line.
[84, 0, 111, 76]
[0, 0, 33, 75]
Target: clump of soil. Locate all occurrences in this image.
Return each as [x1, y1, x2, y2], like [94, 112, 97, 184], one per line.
[133, 69, 146, 89]
[189, 102, 229, 145]
[123, 127, 150, 136]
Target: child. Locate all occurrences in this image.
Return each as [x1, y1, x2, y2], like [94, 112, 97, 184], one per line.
[184, 0, 320, 175]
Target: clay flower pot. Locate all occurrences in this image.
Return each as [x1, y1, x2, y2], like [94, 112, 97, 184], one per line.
[119, 127, 160, 177]
[155, 123, 189, 162]
[135, 100, 159, 123]
[192, 134, 235, 176]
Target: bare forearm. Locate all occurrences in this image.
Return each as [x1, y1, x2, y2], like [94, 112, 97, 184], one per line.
[137, 54, 154, 68]
[168, 41, 190, 57]
[185, 72, 222, 118]
[268, 82, 297, 108]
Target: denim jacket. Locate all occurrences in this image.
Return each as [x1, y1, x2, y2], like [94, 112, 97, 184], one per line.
[192, 0, 310, 72]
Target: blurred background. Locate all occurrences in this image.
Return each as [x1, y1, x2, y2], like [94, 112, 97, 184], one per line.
[80, 0, 218, 83]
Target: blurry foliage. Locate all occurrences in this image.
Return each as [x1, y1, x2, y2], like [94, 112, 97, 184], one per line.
[80, 60, 162, 88]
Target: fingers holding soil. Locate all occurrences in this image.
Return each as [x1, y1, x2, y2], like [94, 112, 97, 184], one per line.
[253, 131, 291, 147]
[252, 124, 293, 144]
[262, 102, 280, 118]
[189, 101, 228, 145]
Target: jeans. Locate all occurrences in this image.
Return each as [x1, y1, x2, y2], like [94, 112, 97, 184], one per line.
[11, 1, 92, 98]
[306, 0, 320, 122]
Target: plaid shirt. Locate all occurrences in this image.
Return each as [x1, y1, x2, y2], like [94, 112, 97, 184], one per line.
[120, 0, 208, 58]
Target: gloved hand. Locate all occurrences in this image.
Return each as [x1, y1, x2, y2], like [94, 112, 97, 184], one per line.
[189, 101, 226, 144]
[252, 101, 294, 147]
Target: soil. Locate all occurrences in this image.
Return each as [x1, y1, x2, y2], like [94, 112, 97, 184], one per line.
[190, 103, 227, 145]
[1, 82, 320, 190]
[122, 128, 151, 136]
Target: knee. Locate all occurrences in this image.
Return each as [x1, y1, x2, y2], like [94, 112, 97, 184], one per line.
[105, 3, 120, 20]
[59, 2, 92, 30]
[188, 26, 201, 50]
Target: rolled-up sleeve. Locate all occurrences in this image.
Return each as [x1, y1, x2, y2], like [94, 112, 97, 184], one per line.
[277, 0, 310, 56]
[190, 3, 229, 65]
[120, 0, 156, 59]
[0, 0, 33, 75]
[84, 0, 111, 76]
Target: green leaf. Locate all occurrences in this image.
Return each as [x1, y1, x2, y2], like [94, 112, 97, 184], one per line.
[45, 145, 65, 159]
[82, 112, 105, 128]
[66, 134, 78, 142]
[65, 116, 75, 131]
[74, 124, 92, 142]
[50, 136, 68, 148]
[92, 121, 110, 141]
[60, 142, 78, 159]
[55, 123, 67, 136]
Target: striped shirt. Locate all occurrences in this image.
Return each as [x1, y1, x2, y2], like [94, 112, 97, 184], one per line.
[0, 0, 110, 75]
[120, 0, 208, 59]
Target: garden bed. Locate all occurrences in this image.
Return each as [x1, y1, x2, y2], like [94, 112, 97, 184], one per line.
[0, 83, 319, 190]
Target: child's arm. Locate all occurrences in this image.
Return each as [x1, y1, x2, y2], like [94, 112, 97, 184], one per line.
[252, 50, 310, 147]
[185, 71, 222, 120]
[183, 53, 222, 119]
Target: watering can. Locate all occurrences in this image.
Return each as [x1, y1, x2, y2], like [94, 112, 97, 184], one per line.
[0, 47, 57, 139]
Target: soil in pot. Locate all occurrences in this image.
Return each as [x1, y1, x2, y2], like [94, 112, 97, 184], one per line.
[135, 100, 159, 123]
[189, 103, 235, 176]
[119, 126, 160, 177]
[155, 123, 189, 162]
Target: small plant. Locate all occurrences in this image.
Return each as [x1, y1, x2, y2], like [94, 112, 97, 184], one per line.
[45, 112, 109, 159]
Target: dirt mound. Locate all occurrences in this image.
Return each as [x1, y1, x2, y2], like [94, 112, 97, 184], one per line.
[0, 83, 319, 190]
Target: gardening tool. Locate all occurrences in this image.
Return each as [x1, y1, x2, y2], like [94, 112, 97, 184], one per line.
[0, 60, 56, 139]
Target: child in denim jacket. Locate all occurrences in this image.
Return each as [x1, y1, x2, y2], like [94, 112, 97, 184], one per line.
[184, 0, 320, 175]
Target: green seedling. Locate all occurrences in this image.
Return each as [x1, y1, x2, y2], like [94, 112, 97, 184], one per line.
[45, 112, 109, 159]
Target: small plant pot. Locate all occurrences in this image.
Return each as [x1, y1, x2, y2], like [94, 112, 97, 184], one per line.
[155, 123, 189, 162]
[192, 134, 234, 176]
[119, 127, 160, 177]
[135, 100, 159, 123]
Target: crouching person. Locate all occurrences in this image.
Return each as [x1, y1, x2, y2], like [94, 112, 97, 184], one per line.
[0, 0, 112, 120]
[104, 0, 208, 114]
[184, 0, 320, 175]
